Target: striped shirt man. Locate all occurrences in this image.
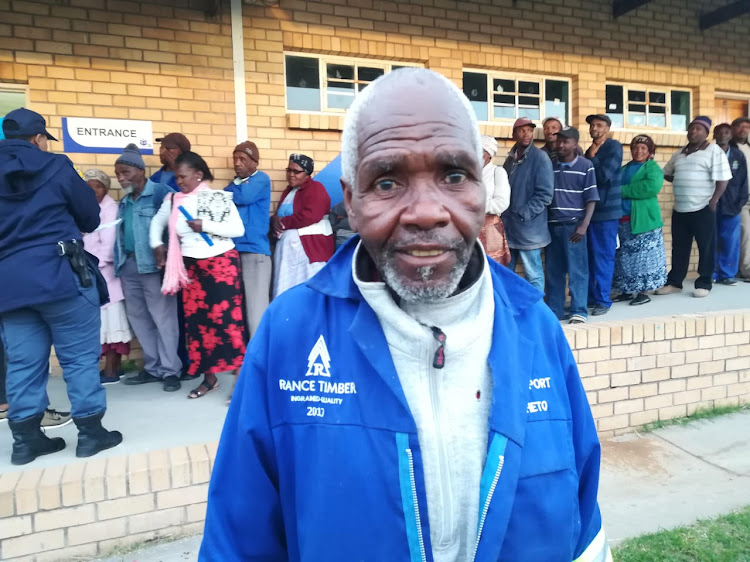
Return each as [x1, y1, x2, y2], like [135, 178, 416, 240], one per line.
[663, 142, 732, 213]
[549, 156, 600, 223]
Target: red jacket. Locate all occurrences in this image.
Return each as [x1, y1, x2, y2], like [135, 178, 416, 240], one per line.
[277, 177, 335, 263]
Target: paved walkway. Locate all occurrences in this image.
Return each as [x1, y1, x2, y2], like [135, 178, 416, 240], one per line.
[90, 410, 750, 560]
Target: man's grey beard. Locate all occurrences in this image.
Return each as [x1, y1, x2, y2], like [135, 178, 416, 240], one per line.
[377, 244, 472, 304]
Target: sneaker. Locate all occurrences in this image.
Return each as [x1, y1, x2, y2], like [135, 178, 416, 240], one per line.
[655, 285, 681, 295]
[591, 304, 610, 316]
[41, 408, 73, 429]
[693, 288, 710, 298]
[568, 314, 587, 324]
[717, 277, 738, 286]
[100, 371, 121, 386]
[612, 293, 633, 303]
[630, 293, 651, 306]
[123, 370, 161, 385]
[163, 375, 182, 392]
[0, 406, 7, 423]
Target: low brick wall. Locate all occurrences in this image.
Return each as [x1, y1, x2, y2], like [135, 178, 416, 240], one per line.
[565, 310, 750, 437]
[3, 311, 749, 560]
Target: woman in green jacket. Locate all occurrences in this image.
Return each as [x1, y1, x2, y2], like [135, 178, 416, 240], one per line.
[612, 135, 667, 305]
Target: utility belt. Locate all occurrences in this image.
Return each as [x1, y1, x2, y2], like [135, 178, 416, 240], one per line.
[57, 239, 92, 287]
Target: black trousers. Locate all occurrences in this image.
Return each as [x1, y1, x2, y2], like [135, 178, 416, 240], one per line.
[666, 206, 716, 290]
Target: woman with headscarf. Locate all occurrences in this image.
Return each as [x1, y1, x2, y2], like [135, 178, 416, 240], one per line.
[271, 154, 335, 298]
[82, 169, 133, 385]
[149, 152, 246, 399]
[612, 135, 667, 305]
[478, 136, 512, 265]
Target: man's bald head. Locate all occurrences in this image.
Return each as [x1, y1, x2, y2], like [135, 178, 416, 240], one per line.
[341, 68, 482, 191]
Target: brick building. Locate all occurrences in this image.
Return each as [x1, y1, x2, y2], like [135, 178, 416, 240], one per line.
[1, 0, 750, 246]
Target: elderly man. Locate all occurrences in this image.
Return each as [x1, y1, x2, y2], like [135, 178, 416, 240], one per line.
[502, 117, 554, 291]
[224, 141, 272, 338]
[200, 69, 610, 562]
[150, 132, 191, 191]
[584, 114, 623, 316]
[733, 117, 750, 280]
[114, 144, 182, 391]
[656, 116, 732, 298]
[0, 108, 122, 464]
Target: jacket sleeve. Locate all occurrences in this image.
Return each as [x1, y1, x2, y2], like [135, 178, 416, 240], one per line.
[225, 174, 271, 206]
[95, 200, 118, 267]
[556, 331, 612, 562]
[202, 201, 246, 239]
[589, 141, 623, 194]
[521, 152, 554, 221]
[280, 181, 331, 230]
[149, 195, 172, 249]
[486, 166, 511, 215]
[621, 161, 664, 200]
[62, 161, 101, 233]
[199, 318, 286, 561]
[737, 151, 749, 209]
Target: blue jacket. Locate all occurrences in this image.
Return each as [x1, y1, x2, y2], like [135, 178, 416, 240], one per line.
[586, 138, 623, 222]
[114, 179, 171, 276]
[223, 172, 271, 255]
[200, 239, 609, 562]
[150, 166, 179, 191]
[502, 144, 554, 250]
[0, 139, 100, 314]
[717, 143, 749, 216]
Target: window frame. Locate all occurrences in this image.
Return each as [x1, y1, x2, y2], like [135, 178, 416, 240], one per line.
[284, 52, 421, 114]
[462, 69, 572, 125]
[605, 82, 692, 132]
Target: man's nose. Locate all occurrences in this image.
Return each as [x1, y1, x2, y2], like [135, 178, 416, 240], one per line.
[399, 184, 451, 230]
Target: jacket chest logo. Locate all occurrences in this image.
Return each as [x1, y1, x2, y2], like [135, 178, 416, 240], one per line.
[305, 335, 331, 378]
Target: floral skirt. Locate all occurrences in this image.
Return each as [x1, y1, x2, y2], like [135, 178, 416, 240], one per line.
[479, 214, 511, 266]
[183, 249, 246, 376]
[613, 222, 667, 294]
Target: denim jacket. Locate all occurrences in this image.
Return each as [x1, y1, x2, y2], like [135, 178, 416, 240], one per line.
[114, 179, 171, 276]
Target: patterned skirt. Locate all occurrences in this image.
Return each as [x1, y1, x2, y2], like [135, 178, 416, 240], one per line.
[479, 214, 511, 266]
[613, 222, 667, 294]
[183, 249, 246, 376]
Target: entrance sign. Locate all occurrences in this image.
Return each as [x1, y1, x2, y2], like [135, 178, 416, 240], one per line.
[62, 117, 154, 154]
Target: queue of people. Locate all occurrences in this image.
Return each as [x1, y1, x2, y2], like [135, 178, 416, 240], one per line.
[495, 113, 747, 323]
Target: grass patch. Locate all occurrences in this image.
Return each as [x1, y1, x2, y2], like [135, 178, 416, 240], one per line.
[640, 404, 749, 433]
[614, 506, 750, 562]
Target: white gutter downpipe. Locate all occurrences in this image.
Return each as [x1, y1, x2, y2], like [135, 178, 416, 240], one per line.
[231, 0, 248, 143]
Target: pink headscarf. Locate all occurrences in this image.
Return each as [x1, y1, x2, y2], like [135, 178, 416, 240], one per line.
[161, 182, 211, 295]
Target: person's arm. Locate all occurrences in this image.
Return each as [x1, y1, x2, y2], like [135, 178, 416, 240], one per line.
[709, 147, 733, 211]
[520, 153, 554, 221]
[570, 201, 596, 243]
[662, 152, 677, 183]
[709, 181, 728, 212]
[224, 175, 271, 206]
[738, 154, 749, 209]
[280, 182, 331, 230]
[149, 195, 172, 268]
[95, 200, 118, 267]
[588, 140, 623, 191]
[486, 166, 511, 215]
[61, 161, 101, 233]
[621, 161, 664, 200]
[199, 320, 286, 560]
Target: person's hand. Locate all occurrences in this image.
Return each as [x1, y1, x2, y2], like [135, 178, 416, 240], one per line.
[187, 219, 203, 233]
[708, 200, 717, 212]
[162, 150, 178, 169]
[271, 215, 285, 238]
[153, 245, 167, 268]
[569, 224, 587, 243]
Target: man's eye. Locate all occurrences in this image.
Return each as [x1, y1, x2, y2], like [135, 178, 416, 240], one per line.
[374, 179, 396, 191]
[445, 171, 467, 184]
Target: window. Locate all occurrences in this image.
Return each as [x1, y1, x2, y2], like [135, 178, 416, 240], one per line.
[463, 70, 570, 125]
[284, 54, 419, 113]
[605, 84, 691, 131]
[0, 85, 27, 140]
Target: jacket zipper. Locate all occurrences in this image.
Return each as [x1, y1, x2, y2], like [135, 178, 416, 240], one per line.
[406, 447, 428, 562]
[470, 453, 505, 562]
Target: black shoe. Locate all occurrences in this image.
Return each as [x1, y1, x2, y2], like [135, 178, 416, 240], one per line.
[8, 414, 66, 465]
[163, 376, 182, 392]
[630, 293, 651, 306]
[74, 412, 122, 458]
[717, 277, 738, 286]
[591, 304, 610, 316]
[123, 370, 160, 385]
[612, 293, 633, 303]
[180, 371, 199, 381]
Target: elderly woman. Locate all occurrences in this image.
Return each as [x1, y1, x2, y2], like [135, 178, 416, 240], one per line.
[82, 169, 133, 385]
[479, 136, 511, 264]
[271, 154, 335, 297]
[612, 135, 667, 305]
[150, 152, 246, 399]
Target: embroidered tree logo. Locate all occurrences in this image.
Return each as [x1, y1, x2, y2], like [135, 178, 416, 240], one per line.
[305, 335, 331, 377]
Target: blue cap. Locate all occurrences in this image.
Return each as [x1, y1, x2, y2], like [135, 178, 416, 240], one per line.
[2, 108, 57, 141]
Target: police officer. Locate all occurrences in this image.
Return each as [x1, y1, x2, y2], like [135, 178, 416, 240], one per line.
[0, 108, 122, 465]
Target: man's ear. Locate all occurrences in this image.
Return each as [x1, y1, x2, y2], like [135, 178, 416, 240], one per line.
[341, 178, 358, 232]
[29, 134, 44, 148]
